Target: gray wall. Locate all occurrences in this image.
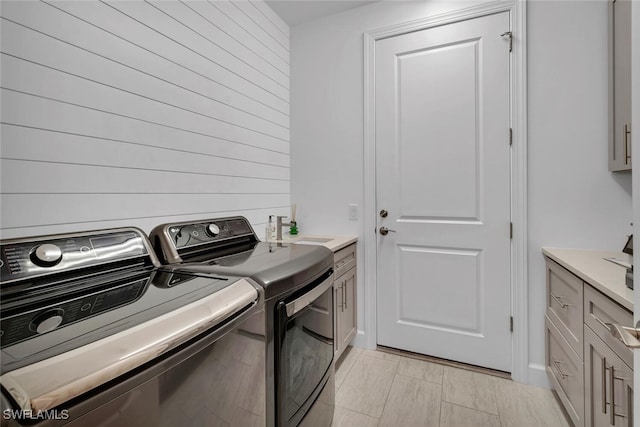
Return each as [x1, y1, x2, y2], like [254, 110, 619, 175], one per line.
[290, 0, 633, 387]
[0, 0, 290, 239]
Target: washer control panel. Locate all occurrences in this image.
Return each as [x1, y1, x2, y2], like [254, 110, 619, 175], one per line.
[167, 218, 255, 249]
[31, 244, 64, 267]
[1, 230, 148, 283]
[0, 279, 147, 347]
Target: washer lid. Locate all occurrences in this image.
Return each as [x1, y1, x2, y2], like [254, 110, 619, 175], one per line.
[0, 276, 258, 413]
[1, 270, 252, 370]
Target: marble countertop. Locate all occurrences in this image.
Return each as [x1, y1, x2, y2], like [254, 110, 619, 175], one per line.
[542, 247, 634, 311]
[265, 233, 357, 252]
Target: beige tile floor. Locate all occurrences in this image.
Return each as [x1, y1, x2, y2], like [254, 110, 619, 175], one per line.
[332, 347, 571, 427]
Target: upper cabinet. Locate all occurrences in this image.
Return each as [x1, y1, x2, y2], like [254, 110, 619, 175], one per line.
[609, 0, 632, 172]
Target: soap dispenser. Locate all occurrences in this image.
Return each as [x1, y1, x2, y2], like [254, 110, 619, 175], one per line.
[265, 216, 274, 241]
[269, 216, 276, 240]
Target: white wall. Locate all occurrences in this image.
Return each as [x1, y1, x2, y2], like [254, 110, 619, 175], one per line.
[290, 0, 633, 386]
[0, 0, 290, 239]
[290, 0, 478, 354]
[631, 0, 640, 414]
[527, 0, 633, 386]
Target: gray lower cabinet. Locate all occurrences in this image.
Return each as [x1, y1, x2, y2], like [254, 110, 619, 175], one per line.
[584, 327, 633, 427]
[547, 260, 584, 357]
[333, 243, 357, 361]
[335, 266, 356, 359]
[546, 315, 585, 425]
[545, 258, 634, 427]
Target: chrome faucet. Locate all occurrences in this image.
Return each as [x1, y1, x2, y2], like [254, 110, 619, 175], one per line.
[276, 216, 290, 240]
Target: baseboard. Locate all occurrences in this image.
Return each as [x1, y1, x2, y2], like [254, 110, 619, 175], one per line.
[351, 330, 369, 349]
[528, 363, 551, 388]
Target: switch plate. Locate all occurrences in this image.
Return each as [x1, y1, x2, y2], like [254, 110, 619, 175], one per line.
[348, 204, 358, 220]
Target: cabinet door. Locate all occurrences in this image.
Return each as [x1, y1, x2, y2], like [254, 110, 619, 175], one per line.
[609, 0, 632, 171]
[334, 282, 344, 356]
[585, 326, 633, 427]
[339, 268, 357, 351]
[335, 267, 357, 361]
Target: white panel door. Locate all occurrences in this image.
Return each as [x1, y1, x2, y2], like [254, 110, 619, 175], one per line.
[375, 12, 512, 371]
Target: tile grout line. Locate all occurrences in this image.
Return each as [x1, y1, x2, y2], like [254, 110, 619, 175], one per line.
[488, 372, 501, 420]
[334, 349, 380, 417]
[374, 354, 401, 422]
[441, 400, 503, 419]
[490, 373, 511, 427]
[490, 376, 504, 423]
[440, 380, 504, 427]
[395, 371, 443, 386]
[437, 367, 444, 427]
[334, 348, 360, 393]
[440, 367, 501, 418]
[334, 350, 388, 421]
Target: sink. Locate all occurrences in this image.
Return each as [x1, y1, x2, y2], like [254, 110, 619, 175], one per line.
[293, 237, 332, 245]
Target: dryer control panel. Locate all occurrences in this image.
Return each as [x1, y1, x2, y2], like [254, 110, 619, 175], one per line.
[149, 216, 259, 264]
[165, 217, 255, 249]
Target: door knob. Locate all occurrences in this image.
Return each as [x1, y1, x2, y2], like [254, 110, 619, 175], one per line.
[380, 210, 388, 218]
[379, 226, 396, 236]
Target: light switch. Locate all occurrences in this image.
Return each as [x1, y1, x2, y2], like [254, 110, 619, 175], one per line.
[348, 204, 358, 220]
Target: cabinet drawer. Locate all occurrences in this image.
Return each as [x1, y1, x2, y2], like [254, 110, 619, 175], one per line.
[584, 285, 633, 369]
[546, 259, 584, 358]
[546, 316, 584, 427]
[334, 243, 356, 278]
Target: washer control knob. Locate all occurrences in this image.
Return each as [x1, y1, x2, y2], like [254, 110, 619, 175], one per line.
[206, 223, 220, 237]
[31, 244, 63, 267]
[30, 309, 64, 334]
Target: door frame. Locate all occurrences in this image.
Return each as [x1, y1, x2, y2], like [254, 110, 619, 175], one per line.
[362, 0, 529, 383]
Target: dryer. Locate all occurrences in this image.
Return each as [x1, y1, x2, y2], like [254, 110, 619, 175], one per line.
[150, 216, 335, 427]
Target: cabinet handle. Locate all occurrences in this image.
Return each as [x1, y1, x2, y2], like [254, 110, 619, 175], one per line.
[336, 260, 346, 269]
[624, 124, 631, 165]
[603, 363, 628, 424]
[593, 315, 611, 330]
[342, 281, 346, 312]
[609, 364, 616, 425]
[611, 371, 628, 422]
[602, 358, 608, 414]
[344, 281, 347, 309]
[550, 293, 571, 308]
[551, 358, 571, 379]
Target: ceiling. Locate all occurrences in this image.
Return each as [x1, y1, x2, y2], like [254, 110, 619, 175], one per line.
[265, 1, 378, 27]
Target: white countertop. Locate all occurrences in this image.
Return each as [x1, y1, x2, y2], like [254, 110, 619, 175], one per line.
[265, 233, 357, 252]
[542, 247, 634, 312]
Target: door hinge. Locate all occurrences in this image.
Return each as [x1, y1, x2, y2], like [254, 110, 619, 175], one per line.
[501, 31, 513, 52]
[510, 316, 514, 332]
[510, 222, 513, 239]
[509, 128, 513, 146]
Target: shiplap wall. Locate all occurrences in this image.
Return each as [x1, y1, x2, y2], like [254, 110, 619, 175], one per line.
[0, 0, 290, 239]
